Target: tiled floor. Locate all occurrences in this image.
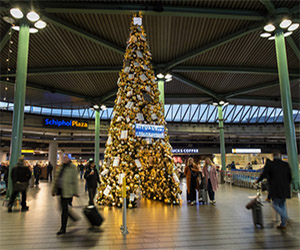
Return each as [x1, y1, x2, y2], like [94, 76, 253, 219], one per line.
[0, 178, 299, 250]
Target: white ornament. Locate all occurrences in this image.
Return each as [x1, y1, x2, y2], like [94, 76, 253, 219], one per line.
[133, 17, 142, 26]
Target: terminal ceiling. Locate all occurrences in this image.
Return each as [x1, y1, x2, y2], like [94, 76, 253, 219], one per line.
[0, 0, 299, 109]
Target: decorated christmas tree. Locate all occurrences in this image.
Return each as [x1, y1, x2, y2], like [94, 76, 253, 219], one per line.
[97, 13, 181, 208]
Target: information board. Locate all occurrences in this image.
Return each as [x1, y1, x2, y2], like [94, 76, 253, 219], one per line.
[135, 124, 164, 138]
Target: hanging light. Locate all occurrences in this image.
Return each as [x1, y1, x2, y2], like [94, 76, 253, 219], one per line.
[212, 102, 218, 106]
[288, 23, 299, 32]
[156, 73, 164, 79]
[29, 28, 38, 34]
[12, 26, 20, 31]
[165, 78, 172, 82]
[283, 32, 293, 37]
[165, 74, 172, 79]
[101, 105, 107, 110]
[10, 8, 23, 19]
[93, 104, 99, 109]
[219, 100, 225, 105]
[223, 102, 229, 106]
[279, 19, 292, 29]
[3, 16, 15, 24]
[260, 32, 271, 38]
[264, 23, 275, 32]
[34, 20, 47, 29]
[268, 36, 275, 40]
[26, 11, 40, 22]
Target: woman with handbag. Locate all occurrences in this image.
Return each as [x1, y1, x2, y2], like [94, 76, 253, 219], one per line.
[184, 157, 200, 205]
[203, 158, 218, 205]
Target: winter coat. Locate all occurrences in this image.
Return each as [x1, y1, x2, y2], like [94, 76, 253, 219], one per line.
[84, 167, 100, 189]
[52, 162, 78, 198]
[11, 162, 31, 184]
[184, 164, 200, 194]
[257, 159, 292, 199]
[203, 164, 218, 192]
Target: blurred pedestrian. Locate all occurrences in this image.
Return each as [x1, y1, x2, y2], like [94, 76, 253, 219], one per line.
[33, 162, 41, 186]
[184, 157, 200, 205]
[52, 155, 79, 235]
[47, 162, 53, 182]
[8, 157, 31, 212]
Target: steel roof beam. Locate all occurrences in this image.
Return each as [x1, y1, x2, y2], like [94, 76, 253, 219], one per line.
[172, 66, 300, 77]
[224, 77, 299, 98]
[43, 14, 124, 55]
[0, 66, 121, 77]
[259, 0, 276, 14]
[26, 3, 265, 21]
[0, 80, 95, 103]
[0, 28, 11, 52]
[163, 23, 264, 70]
[286, 37, 300, 61]
[172, 73, 219, 99]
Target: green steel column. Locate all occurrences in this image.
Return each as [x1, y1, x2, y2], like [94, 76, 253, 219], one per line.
[158, 79, 165, 106]
[218, 105, 226, 171]
[94, 109, 100, 171]
[7, 20, 30, 198]
[275, 30, 300, 190]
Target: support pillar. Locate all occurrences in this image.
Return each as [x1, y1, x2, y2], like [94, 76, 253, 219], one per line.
[158, 79, 165, 107]
[94, 109, 100, 171]
[48, 142, 58, 169]
[58, 151, 64, 165]
[7, 20, 30, 198]
[275, 30, 300, 190]
[218, 105, 226, 171]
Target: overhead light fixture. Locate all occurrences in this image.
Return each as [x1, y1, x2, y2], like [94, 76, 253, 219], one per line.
[12, 25, 20, 31]
[260, 32, 271, 38]
[288, 23, 299, 32]
[34, 20, 46, 29]
[268, 36, 275, 40]
[3, 16, 15, 24]
[165, 74, 172, 79]
[29, 28, 38, 34]
[283, 32, 293, 37]
[279, 19, 292, 29]
[101, 105, 107, 110]
[10, 8, 23, 19]
[219, 100, 225, 105]
[212, 102, 218, 106]
[165, 78, 172, 82]
[26, 11, 40, 22]
[93, 104, 99, 109]
[156, 73, 164, 79]
[264, 23, 275, 32]
[223, 102, 229, 106]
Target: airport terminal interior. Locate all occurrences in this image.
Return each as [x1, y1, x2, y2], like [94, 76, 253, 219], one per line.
[0, 0, 300, 249]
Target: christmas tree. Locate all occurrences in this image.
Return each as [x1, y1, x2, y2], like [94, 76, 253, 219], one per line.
[97, 13, 181, 208]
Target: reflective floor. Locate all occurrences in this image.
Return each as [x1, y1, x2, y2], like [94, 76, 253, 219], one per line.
[1, 178, 299, 250]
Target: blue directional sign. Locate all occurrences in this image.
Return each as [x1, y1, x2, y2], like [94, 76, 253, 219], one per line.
[135, 124, 165, 138]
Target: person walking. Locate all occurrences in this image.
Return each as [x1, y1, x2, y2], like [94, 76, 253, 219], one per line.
[52, 155, 79, 235]
[203, 158, 218, 205]
[47, 162, 53, 182]
[256, 150, 292, 230]
[8, 157, 32, 212]
[78, 163, 85, 180]
[84, 159, 100, 205]
[33, 162, 41, 186]
[184, 157, 200, 205]
[0, 162, 9, 190]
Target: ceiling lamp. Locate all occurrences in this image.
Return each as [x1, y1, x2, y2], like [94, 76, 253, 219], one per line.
[93, 104, 99, 109]
[219, 100, 225, 105]
[260, 32, 271, 38]
[288, 23, 299, 32]
[223, 102, 229, 106]
[101, 105, 107, 110]
[279, 19, 292, 29]
[12, 26, 20, 31]
[34, 20, 46, 29]
[29, 28, 38, 34]
[156, 73, 164, 79]
[10, 8, 23, 19]
[212, 102, 218, 106]
[268, 36, 275, 40]
[264, 23, 275, 32]
[283, 32, 292, 37]
[26, 11, 40, 22]
[3, 16, 15, 24]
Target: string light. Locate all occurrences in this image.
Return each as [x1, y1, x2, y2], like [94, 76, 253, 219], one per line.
[4, 27, 14, 102]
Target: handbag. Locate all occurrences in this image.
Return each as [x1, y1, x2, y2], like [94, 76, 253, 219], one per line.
[189, 166, 198, 178]
[14, 181, 29, 192]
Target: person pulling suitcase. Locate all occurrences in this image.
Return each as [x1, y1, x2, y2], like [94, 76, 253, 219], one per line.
[84, 159, 100, 205]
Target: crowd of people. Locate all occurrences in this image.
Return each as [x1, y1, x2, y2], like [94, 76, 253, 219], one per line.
[1, 150, 294, 234]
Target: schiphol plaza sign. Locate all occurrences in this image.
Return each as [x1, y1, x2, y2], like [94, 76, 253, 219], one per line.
[44, 118, 88, 129]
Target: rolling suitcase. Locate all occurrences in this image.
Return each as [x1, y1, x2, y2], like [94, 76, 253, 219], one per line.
[252, 201, 264, 228]
[83, 205, 104, 226]
[199, 188, 208, 204]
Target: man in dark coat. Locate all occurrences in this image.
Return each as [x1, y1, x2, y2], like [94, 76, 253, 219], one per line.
[84, 159, 100, 205]
[256, 150, 292, 230]
[8, 158, 32, 212]
[34, 162, 41, 185]
[47, 162, 53, 182]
